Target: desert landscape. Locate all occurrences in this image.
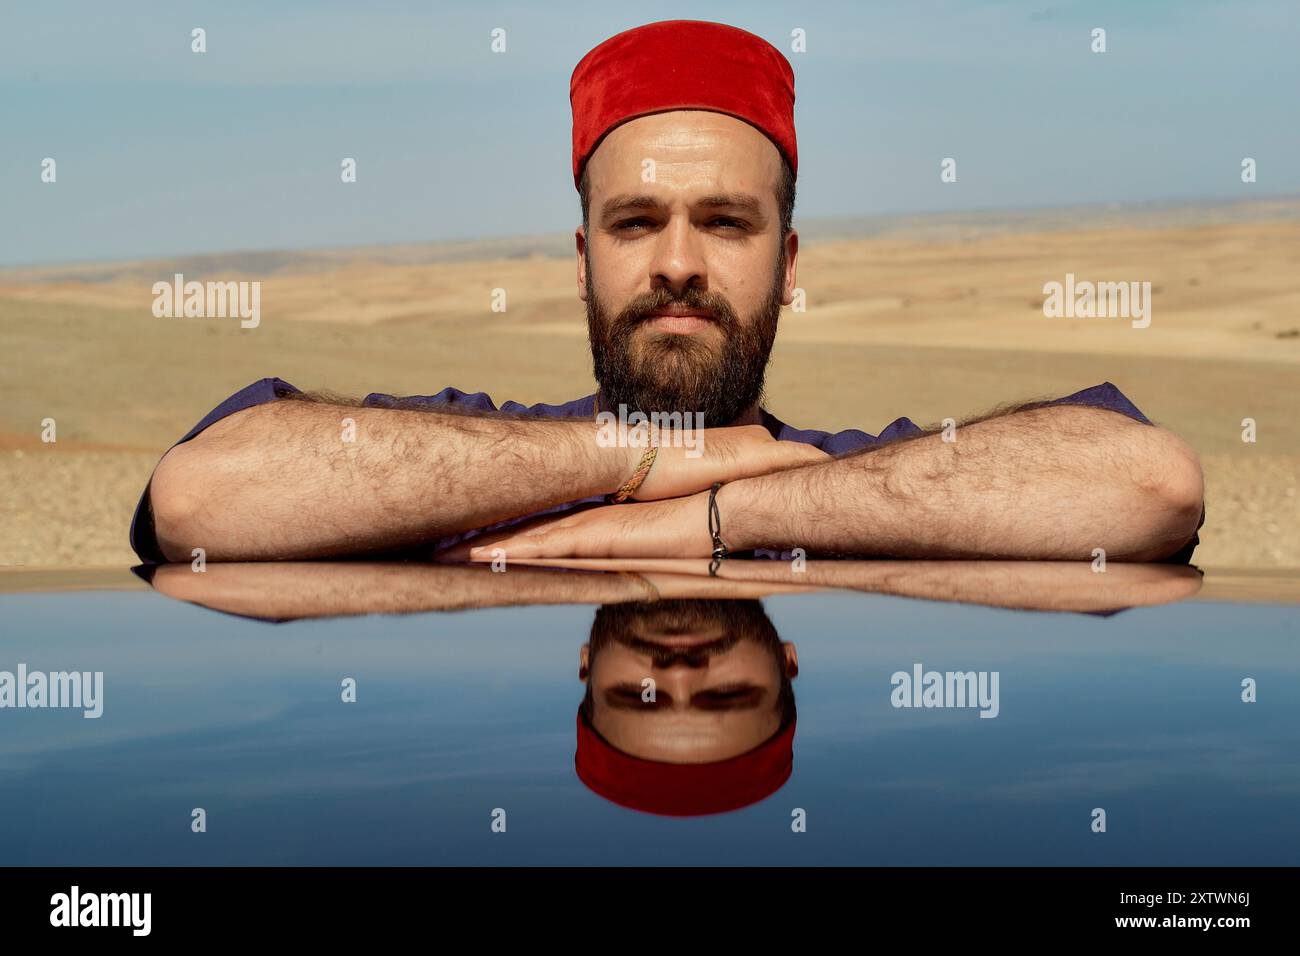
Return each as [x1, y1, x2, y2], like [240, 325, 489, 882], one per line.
[2, 197, 1297, 574]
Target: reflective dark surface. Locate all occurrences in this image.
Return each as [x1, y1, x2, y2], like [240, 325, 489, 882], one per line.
[1, 561, 1296, 865]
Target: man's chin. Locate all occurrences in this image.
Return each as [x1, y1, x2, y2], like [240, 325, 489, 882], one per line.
[633, 327, 722, 366]
[617, 371, 720, 417]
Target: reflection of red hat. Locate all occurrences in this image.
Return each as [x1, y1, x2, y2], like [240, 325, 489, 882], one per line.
[575, 710, 795, 817]
[570, 20, 797, 188]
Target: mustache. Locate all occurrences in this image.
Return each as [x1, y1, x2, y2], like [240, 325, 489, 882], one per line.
[620, 632, 743, 669]
[591, 599, 777, 662]
[612, 286, 740, 333]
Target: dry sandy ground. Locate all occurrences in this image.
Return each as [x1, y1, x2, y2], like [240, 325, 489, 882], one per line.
[2, 205, 1297, 571]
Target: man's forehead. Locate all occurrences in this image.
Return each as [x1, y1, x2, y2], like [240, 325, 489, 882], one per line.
[585, 110, 782, 194]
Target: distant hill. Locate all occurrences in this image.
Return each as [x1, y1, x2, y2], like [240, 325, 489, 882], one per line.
[3, 195, 1297, 284]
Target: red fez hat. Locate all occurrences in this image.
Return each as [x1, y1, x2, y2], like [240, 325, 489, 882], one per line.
[575, 709, 796, 817]
[570, 20, 797, 188]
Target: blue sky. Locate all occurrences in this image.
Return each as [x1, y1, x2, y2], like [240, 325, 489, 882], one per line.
[2, 0, 1296, 265]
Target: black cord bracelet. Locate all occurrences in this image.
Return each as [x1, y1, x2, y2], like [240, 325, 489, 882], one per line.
[708, 482, 729, 576]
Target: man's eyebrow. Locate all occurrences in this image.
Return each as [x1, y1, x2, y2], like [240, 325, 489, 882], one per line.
[696, 194, 766, 218]
[600, 194, 660, 220]
[599, 193, 768, 221]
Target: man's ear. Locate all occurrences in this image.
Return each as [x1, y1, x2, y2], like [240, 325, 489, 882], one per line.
[780, 229, 799, 307]
[782, 642, 799, 679]
[579, 642, 591, 683]
[576, 226, 589, 302]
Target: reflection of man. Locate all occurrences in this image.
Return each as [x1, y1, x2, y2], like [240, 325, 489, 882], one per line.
[135, 20, 1203, 568]
[577, 599, 798, 816]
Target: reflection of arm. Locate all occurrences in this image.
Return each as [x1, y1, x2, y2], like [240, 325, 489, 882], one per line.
[514, 558, 1203, 613]
[148, 561, 819, 621]
[151, 562, 635, 619]
[148, 557, 1202, 621]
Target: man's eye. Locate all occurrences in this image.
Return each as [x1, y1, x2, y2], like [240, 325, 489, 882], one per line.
[611, 685, 663, 706]
[709, 217, 747, 231]
[693, 686, 762, 708]
[613, 218, 653, 231]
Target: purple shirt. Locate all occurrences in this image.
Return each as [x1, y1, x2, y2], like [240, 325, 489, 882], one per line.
[130, 379, 1199, 564]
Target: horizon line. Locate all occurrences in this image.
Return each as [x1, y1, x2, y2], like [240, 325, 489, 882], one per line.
[4, 191, 1298, 273]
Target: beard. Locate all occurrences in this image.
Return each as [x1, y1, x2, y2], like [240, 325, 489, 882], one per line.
[585, 252, 784, 425]
[589, 599, 782, 669]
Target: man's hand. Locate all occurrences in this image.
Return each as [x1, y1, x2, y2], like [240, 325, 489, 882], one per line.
[632, 424, 827, 500]
[438, 494, 715, 561]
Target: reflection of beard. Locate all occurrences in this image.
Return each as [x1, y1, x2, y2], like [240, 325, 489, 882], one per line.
[589, 599, 781, 670]
[585, 252, 784, 425]
[584, 598, 797, 729]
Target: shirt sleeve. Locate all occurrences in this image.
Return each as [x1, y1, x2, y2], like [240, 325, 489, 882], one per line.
[1039, 381, 1151, 424]
[129, 377, 302, 563]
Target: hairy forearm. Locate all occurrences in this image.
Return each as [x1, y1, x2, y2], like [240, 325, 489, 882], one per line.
[150, 398, 634, 561]
[719, 405, 1204, 561]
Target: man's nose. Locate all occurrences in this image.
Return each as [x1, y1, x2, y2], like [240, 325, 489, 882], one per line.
[648, 215, 706, 294]
[649, 669, 704, 707]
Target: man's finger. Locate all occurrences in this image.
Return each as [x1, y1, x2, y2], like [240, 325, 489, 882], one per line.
[468, 535, 544, 560]
[780, 442, 831, 461]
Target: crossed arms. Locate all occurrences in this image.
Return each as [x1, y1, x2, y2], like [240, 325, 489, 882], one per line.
[147, 393, 1203, 564]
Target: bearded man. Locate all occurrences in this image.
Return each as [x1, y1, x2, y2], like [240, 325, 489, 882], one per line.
[133, 21, 1203, 567]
